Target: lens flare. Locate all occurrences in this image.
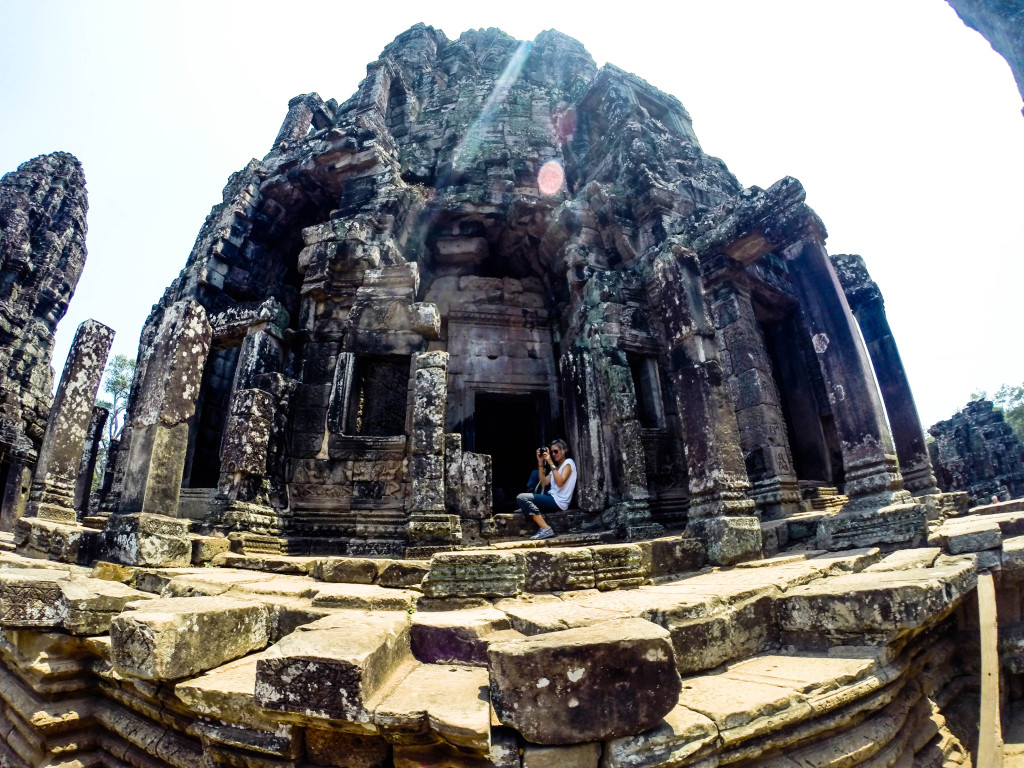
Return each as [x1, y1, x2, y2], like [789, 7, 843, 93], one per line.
[538, 160, 564, 196]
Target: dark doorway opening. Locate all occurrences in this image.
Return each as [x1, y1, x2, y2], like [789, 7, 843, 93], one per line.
[472, 392, 554, 513]
[183, 344, 241, 489]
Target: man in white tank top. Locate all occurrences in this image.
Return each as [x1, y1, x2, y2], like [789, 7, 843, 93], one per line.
[515, 439, 577, 540]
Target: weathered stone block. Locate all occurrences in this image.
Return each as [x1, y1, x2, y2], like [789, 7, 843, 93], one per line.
[776, 562, 976, 645]
[488, 618, 681, 744]
[375, 663, 490, 752]
[111, 596, 270, 680]
[522, 742, 601, 768]
[305, 728, 392, 767]
[378, 560, 430, 588]
[312, 557, 382, 584]
[423, 551, 525, 598]
[602, 703, 718, 768]
[107, 512, 191, 567]
[524, 548, 595, 592]
[0, 569, 71, 628]
[412, 607, 512, 665]
[255, 611, 412, 723]
[591, 544, 648, 590]
[688, 516, 762, 566]
[498, 599, 631, 636]
[931, 518, 1002, 555]
[311, 583, 419, 611]
[191, 534, 230, 565]
[661, 596, 775, 676]
[816, 502, 926, 551]
[59, 578, 153, 635]
[647, 537, 707, 577]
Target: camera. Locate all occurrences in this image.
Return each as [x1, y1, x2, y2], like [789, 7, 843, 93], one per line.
[536, 446, 548, 456]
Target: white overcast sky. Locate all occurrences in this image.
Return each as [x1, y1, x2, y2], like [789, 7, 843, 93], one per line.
[1, 0, 1022, 428]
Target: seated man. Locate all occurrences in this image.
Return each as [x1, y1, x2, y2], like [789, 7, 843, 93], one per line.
[515, 439, 577, 540]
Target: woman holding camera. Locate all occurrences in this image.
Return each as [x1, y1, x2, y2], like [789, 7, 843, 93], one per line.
[516, 439, 577, 540]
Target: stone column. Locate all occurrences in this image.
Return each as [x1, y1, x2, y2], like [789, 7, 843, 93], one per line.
[406, 351, 461, 554]
[73, 406, 109, 518]
[273, 94, 315, 148]
[781, 228, 909, 509]
[118, 299, 212, 517]
[645, 241, 760, 565]
[831, 254, 940, 496]
[560, 344, 663, 539]
[781, 221, 924, 550]
[709, 279, 801, 520]
[26, 320, 114, 524]
[0, 459, 32, 531]
[99, 438, 119, 499]
[216, 388, 278, 532]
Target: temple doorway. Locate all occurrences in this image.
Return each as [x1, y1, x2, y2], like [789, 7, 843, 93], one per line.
[472, 392, 554, 513]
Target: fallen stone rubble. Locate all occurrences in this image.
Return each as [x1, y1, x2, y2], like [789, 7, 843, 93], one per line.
[0, 519, 1016, 768]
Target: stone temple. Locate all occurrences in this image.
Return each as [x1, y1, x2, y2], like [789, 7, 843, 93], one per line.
[1, 22, 1024, 768]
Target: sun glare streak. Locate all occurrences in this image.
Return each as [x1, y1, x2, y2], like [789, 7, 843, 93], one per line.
[451, 40, 533, 172]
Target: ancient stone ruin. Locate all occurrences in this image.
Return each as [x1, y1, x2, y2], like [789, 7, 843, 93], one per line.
[0, 152, 94, 532]
[0, 22, 1023, 768]
[930, 399, 1024, 506]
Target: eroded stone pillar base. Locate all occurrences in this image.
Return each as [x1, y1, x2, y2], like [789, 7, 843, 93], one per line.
[607, 500, 665, 541]
[751, 476, 802, 521]
[686, 516, 762, 566]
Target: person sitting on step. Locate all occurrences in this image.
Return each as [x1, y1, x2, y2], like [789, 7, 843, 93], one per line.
[515, 438, 577, 540]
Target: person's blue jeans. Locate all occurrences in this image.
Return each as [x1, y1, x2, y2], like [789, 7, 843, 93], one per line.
[516, 492, 561, 517]
[526, 470, 549, 494]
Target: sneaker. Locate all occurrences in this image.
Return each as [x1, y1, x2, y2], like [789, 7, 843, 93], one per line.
[529, 527, 555, 540]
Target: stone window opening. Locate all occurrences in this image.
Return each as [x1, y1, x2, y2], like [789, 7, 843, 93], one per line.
[345, 356, 411, 437]
[628, 353, 665, 430]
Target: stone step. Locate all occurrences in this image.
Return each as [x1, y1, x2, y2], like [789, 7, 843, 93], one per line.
[375, 662, 490, 753]
[110, 596, 271, 680]
[254, 610, 414, 723]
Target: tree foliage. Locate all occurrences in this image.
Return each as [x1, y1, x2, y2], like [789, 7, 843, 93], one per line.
[92, 354, 136, 490]
[992, 383, 1024, 444]
[102, 354, 135, 443]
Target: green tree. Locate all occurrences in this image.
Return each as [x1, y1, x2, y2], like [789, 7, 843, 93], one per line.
[102, 354, 135, 443]
[992, 383, 1024, 443]
[93, 354, 136, 489]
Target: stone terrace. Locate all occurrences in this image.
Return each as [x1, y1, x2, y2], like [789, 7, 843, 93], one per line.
[0, 514, 1019, 768]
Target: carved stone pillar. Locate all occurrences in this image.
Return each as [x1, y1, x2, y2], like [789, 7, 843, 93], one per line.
[781, 228, 909, 510]
[217, 388, 278, 532]
[645, 241, 760, 565]
[709, 279, 800, 520]
[26, 319, 115, 524]
[831, 254, 940, 496]
[781, 222, 924, 551]
[117, 299, 212, 518]
[406, 351, 461, 553]
[73, 406, 109, 518]
[561, 342, 664, 540]
[0, 459, 32, 531]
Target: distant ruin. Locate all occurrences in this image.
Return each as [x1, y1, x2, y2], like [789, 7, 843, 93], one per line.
[0, 22, 1022, 768]
[930, 399, 1024, 506]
